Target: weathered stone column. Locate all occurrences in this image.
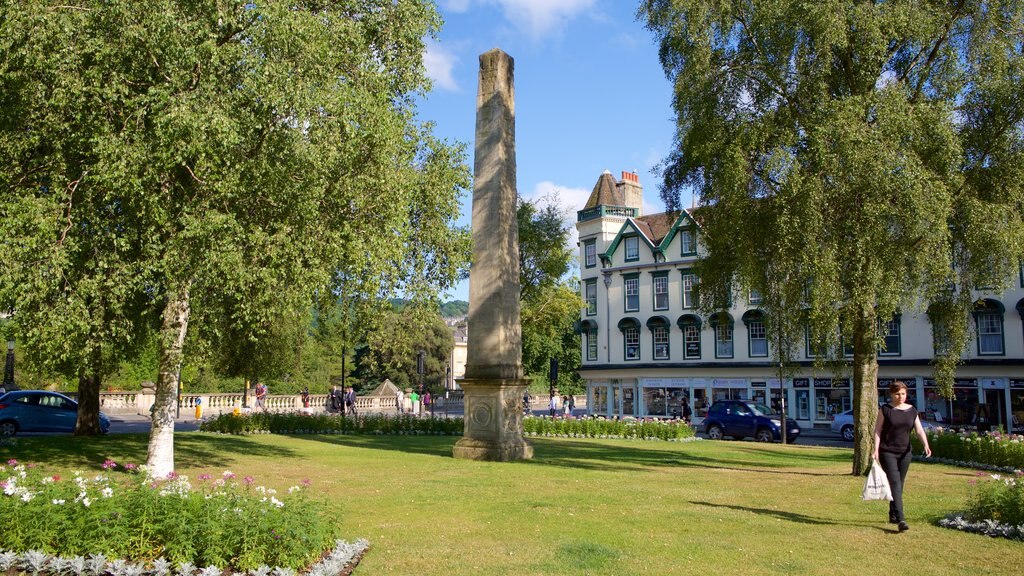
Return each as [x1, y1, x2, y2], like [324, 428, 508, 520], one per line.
[453, 49, 533, 461]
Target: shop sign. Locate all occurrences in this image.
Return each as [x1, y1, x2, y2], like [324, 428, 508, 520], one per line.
[685, 340, 700, 357]
[923, 378, 978, 388]
[792, 378, 810, 388]
[813, 378, 831, 388]
[751, 381, 766, 388]
[1010, 379, 1024, 388]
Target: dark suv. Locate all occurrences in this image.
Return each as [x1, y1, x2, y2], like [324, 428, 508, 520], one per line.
[703, 400, 800, 443]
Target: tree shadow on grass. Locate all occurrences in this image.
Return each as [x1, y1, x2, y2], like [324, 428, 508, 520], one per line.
[690, 500, 887, 530]
[290, 434, 851, 476]
[4, 432, 301, 471]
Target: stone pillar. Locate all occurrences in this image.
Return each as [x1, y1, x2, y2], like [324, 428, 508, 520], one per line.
[453, 49, 533, 461]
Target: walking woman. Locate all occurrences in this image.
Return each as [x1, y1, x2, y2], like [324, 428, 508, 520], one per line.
[873, 381, 932, 532]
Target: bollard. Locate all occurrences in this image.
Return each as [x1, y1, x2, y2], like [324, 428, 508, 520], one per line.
[195, 397, 203, 420]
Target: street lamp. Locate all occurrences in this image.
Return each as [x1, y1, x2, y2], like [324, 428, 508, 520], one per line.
[3, 340, 15, 391]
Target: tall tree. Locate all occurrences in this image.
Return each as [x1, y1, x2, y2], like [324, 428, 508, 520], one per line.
[0, 1, 470, 477]
[517, 194, 584, 392]
[641, 0, 1024, 474]
[357, 305, 453, 390]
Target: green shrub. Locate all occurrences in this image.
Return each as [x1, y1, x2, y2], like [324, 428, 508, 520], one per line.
[199, 412, 465, 436]
[0, 459, 337, 571]
[914, 430, 1024, 469]
[962, 472, 1024, 526]
[522, 416, 696, 440]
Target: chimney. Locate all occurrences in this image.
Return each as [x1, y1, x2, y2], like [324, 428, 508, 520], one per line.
[618, 170, 643, 216]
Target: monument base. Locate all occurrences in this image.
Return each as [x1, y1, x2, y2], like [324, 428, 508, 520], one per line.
[452, 378, 533, 461]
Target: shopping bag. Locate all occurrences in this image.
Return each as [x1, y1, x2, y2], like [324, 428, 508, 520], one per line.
[862, 459, 893, 501]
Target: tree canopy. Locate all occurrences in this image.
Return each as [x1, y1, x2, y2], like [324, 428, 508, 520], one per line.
[0, 0, 470, 476]
[640, 0, 1024, 473]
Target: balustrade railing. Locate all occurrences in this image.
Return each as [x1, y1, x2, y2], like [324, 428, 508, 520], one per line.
[90, 389, 466, 417]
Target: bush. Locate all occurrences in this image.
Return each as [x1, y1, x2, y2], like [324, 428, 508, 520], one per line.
[522, 416, 696, 441]
[914, 430, 1024, 469]
[963, 472, 1024, 526]
[0, 460, 338, 571]
[199, 412, 465, 436]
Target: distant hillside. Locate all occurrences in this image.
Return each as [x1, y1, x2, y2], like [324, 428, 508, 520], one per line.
[387, 298, 468, 318]
[440, 300, 469, 318]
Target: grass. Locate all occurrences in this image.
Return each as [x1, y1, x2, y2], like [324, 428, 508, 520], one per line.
[4, 433, 1022, 576]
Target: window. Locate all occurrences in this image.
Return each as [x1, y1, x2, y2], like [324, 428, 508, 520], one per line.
[653, 326, 670, 360]
[880, 315, 901, 356]
[624, 327, 640, 360]
[748, 319, 767, 357]
[749, 289, 762, 305]
[624, 274, 640, 312]
[586, 329, 598, 361]
[624, 236, 639, 261]
[584, 239, 597, 269]
[711, 313, 734, 358]
[652, 272, 669, 311]
[681, 270, 698, 309]
[976, 311, 1004, 355]
[679, 229, 696, 255]
[681, 320, 701, 359]
[584, 279, 597, 316]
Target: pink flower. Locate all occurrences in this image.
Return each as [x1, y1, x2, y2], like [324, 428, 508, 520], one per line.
[244, 475, 255, 485]
[166, 471, 179, 480]
[301, 478, 311, 487]
[123, 463, 137, 471]
[6, 459, 17, 466]
[198, 474, 212, 481]
[52, 475, 61, 482]
[102, 459, 117, 470]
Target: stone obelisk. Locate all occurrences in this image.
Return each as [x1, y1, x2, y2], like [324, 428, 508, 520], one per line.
[452, 48, 533, 461]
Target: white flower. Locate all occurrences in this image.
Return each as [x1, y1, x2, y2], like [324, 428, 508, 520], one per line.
[52, 499, 66, 505]
[269, 496, 284, 508]
[82, 497, 91, 507]
[101, 487, 114, 498]
[288, 486, 300, 493]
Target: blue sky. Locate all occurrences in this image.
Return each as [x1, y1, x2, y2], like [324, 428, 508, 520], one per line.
[417, 1, 681, 301]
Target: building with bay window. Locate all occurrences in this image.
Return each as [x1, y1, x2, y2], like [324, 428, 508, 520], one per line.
[576, 169, 1024, 431]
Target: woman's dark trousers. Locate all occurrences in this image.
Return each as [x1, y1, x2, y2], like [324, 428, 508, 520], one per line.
[879, 450, 911, 523]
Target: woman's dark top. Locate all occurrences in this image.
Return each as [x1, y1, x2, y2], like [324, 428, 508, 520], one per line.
[880, 404, 918, 455]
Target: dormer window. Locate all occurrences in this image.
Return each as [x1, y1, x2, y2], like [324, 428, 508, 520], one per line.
[624, 236, 639, 261]
[679, 229, 697, 256]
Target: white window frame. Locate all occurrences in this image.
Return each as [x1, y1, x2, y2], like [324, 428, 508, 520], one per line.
[653, 326, 670, 360]
[715, 323, 734, 358]
[624, 275, 640, 312]
[584, 240, 597, 269]
[624, 327, 640, 360]
[748, 320, 767, 357]
[681, 271, 698, 309]
[586, 329, 598, 361]
[653, 274, 669, 311]
[585, 279, 597, 316]
[683, 323, 701, 359]
[880, 316, 901, 356]
[679, 229, 696, 255]
[977, 311, 1004, 355]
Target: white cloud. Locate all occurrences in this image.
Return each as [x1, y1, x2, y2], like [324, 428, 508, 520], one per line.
[424, 40, 460, 92]
[522, 180, 590, 251]
[498, 0, 597, 40]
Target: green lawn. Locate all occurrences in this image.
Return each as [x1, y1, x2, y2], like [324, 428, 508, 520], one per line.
[6, 434, 1022, 575]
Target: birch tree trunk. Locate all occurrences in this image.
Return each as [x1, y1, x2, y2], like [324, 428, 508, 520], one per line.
[147, 282, 191, 479]
[852, 304, 880, 476]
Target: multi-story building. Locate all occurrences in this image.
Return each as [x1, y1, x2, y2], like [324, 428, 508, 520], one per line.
[576, 169, 1024, 430]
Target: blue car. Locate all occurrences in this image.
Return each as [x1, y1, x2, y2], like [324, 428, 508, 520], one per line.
[0, 390, 110, 436]
[703, 399, 800, 443]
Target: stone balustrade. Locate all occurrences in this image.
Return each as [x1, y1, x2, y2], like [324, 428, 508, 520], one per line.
[88, 390, 465, 416]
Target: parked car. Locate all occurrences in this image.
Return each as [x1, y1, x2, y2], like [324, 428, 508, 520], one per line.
[0, 390, 110, 436]
[831, 408, 939, 441]
[831, 409, 856, 441]
[703, 400, 800, 443]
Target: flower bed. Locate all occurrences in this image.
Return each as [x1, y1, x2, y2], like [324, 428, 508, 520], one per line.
[0, 459, 359, 573]
[939, 472, 1024, 541]
[199, 412, 463, 436]
[913, 430, 1024, 470]
[522, 416, 697, 441]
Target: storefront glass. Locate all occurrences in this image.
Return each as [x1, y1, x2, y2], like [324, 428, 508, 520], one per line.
[922, 379, 978, 425]
[814, 378, 851, 420]
[1011, 380, 1024, 432]
[592, 385, 608, 415]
